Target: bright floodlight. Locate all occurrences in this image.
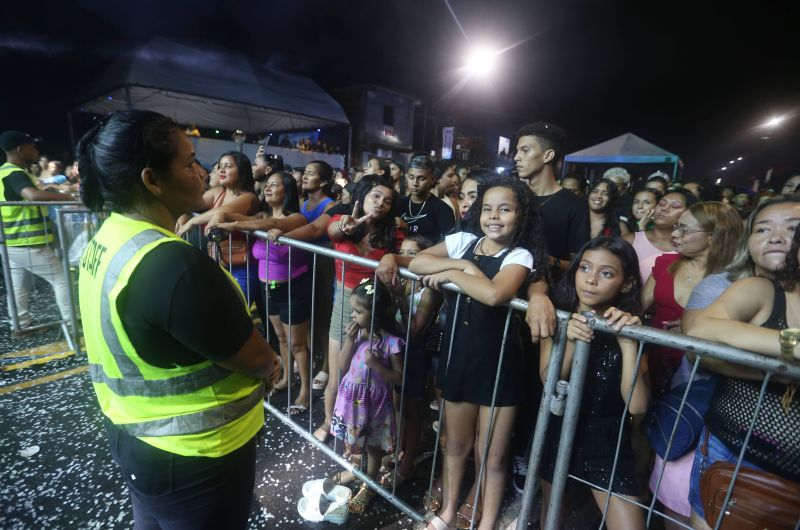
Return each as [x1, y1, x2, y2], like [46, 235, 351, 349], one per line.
[722, 167, 727, 171]
[466, 46, 497, 78]
[764, 115, 785, 128]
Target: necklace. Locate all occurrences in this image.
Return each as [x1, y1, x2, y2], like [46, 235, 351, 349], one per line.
[536, 191, 558, 208]
[405, 198, 428, 221]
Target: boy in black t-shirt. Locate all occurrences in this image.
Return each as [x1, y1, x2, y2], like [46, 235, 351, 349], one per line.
[398, 154, 455, 243]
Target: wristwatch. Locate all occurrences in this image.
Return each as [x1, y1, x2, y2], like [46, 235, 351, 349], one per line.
[778, 328, 800, 362]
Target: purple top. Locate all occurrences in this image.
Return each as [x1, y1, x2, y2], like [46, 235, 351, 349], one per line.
[252, 240, 308, 282]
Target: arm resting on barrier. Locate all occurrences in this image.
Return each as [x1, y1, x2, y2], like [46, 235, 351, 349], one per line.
[212, 213, 306, 234]
[20, 187, 73, 201]
[687, 277, 789, 361]
[421, 265, 529, 307]
[217, 328, 281, 382]
[176, 192, 260, 235]
[407, 241, 486, 277]
[284, 214, 331, 241]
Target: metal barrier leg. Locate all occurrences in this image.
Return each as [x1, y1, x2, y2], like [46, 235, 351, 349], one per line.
[516, 318, 569, 530]
[391, 278, 417, 497]
[544, 339, 592, 530]
[57, 209, 80, 352]
[0, 207, 22, 332]
[331, 261, 348, 456]
[308, 253, 317, 432]
[470, 308, 514, 530]
[287, 247, 293, 415]
[426, 294, 462, 516]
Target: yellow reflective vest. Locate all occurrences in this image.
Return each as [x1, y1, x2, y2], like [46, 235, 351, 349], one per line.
[78, 213, 264, 457]
[0, 162, 54, 246]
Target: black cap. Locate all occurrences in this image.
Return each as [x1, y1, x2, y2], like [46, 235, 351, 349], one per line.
[0, 131, 42, 151]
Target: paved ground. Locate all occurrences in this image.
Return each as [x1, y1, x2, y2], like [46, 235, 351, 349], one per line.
[1, 276, 546, 530]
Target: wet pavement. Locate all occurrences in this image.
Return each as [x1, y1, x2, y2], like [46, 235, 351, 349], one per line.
[2, 276, 540, 529]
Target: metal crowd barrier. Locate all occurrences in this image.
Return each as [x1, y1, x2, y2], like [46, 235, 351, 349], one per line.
[0, 200, 104, 352]
[195, 225, 800, 530]
[10, 204, 797, 529]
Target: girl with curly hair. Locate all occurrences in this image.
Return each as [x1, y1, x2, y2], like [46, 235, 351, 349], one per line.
[409, 176, 546, 530]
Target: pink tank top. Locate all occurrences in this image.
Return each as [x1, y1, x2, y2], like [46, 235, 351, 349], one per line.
[631, 231, 676, 284]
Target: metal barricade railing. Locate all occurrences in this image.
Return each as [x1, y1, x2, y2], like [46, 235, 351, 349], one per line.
[23, 207, 797, 529]
[518, 310, 800, 530]
[209, 225, 800, 529]
[0, 200, 104, 352]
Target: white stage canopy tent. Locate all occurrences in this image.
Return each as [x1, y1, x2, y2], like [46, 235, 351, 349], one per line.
[564, 133, 681, 179]
[76, 37, 350, 134]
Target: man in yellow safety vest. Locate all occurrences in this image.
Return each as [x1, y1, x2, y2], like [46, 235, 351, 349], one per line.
[0, 130, 75, 336]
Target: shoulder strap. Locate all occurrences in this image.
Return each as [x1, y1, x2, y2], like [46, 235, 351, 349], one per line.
[212, 189, 227, 208]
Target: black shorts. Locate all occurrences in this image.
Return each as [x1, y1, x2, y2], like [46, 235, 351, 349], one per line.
[265, 272, 312, 325]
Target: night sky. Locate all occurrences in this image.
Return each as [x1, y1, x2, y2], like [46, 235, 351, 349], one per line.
[2, 0, 798, 185]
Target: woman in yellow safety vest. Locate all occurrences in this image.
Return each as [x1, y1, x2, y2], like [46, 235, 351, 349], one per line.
[77, 110, 280, 530]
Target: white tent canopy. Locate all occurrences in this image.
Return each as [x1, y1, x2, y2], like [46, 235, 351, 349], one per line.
[77, 37, 350, 133]
[565, 132, 680, 164]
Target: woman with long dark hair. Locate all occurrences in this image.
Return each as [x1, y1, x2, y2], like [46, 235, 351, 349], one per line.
[77, 110, 279, 529]
[588, 178, 630, 238]
[207, 171, 312, 411]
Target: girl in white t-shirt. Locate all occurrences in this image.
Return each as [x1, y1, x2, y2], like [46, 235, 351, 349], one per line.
[409, 177, 546, 530]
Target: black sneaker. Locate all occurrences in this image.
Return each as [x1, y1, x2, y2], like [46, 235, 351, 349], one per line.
[512, 455, 529, 494]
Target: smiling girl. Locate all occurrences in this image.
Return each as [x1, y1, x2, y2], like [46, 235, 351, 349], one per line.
[410, 177, 547, 530]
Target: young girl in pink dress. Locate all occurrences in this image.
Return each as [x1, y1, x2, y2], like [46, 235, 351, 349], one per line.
[330, 279, 404, 515]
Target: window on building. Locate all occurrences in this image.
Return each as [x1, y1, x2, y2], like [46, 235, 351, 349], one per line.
[383, 104, 395, 127]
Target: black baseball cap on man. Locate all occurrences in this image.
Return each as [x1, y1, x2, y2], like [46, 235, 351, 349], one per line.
[0, 131, 43, 151]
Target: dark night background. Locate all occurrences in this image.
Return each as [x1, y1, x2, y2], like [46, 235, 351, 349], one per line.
[1, 0, 798, 186]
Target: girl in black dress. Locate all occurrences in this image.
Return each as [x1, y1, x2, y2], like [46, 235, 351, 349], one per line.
[410, 177, 547, 530]
[539, 236, 649, 530]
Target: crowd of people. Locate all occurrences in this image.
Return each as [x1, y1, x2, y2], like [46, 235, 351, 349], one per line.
[3, 110, 798, 529]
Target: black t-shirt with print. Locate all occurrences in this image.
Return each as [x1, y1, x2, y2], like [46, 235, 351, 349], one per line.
[398, 195, 455, 243]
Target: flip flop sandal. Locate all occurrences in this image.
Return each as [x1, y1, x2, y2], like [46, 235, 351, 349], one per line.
[313, 426, 332, 443]
[287, 404, 308, 415]
[379, 469, 409, 490]
[347, 484, 376, 515]
[297, 494, 349, 524]
[301, 478, 352, 502]
[455, 502, 482, 529]
[425, 514, 454, 530]
[312, 371, 329, 390]
[423, 484, 443, 512]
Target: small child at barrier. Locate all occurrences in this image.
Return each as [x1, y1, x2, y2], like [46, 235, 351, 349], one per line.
[385, 235, 442, 488]
[329, 279, 405, 515]
[539, 236, 649, 530]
